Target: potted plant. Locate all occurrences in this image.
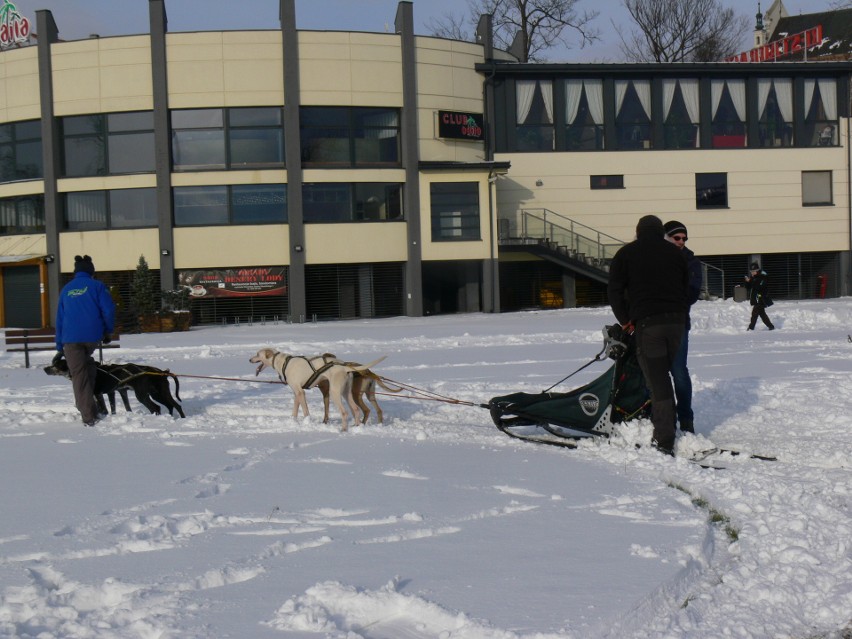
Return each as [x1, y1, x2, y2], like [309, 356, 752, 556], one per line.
[160, 287, 192, 331]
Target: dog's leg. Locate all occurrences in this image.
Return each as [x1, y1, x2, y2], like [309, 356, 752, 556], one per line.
[351, 376, 371, 424]
[96, 394, 109, 416]
[365, 380, 383, 424]
[118, 389, 132, 413]
[132, 387, 162, 415]
[292, 387, 310, 419]
[316, 379, 331, 424]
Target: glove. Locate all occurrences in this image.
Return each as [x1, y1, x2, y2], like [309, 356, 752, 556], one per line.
[102, 333, 112, 345]
[52, 351, 64, 366]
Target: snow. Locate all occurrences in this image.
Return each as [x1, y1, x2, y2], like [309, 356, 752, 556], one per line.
[1, 298, 851, 638]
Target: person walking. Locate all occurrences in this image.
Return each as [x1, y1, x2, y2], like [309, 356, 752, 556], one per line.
[663, 220, 702, 434]
[744, 262, 775, 331]
[608, 215, 688, 455]
[55, 255, 116, 426]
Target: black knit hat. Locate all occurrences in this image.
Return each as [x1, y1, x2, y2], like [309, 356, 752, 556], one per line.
[663, 220, 687, 239]
[750, 262, 760, 271]
[636, 215, 663, 236]
[73, 255, 95, 275]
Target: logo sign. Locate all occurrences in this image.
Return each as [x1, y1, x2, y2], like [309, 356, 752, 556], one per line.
[725, 25, 823, 63]
[178, 267, 287, 298]
[578, 393, 600, 417]
[0, 0, 30, 49]
[438, 110, 484, 141]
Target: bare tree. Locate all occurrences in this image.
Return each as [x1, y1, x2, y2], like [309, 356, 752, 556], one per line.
[617, 0, 750, 62]
[427, 0, 600, 62]
[829, 0, 852, 8]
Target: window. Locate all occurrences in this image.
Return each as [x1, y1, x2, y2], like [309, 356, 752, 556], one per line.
[64, 188, 157, 230]
[430, 182, 480, 241]
[804, 79, 838, 147]
[757, 78, 793, 148]
[173, 184, 287, 226]
[300, 107, 400, 166]
[171, 107, 285, 171]
[615, 80, 652, 150]
[0, 120, 42, 183]
[61, 112, 155, 177]
[711, 80, 747, 148]
[303, 183, 403, 223]
[564, 80, 604, 150]
[802, 171, 832, 206]
[696, 173, 728, 209]
[590, 175, 624, 190]
[516, 80, 554, 151]
[0, 195, 44, 233]
[662, 79, 699, 149]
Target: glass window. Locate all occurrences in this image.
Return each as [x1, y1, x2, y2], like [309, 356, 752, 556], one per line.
[61, 112, 154, 177]
[0, 119, 42, 183]
[757, 79, 793, 148]
[353, 183, 403, 221]
[301, 106, 400, 167]
[0, 195, 44, 233]
[174, 186, 228, 225]
[65, 191, 108, 230]
[172, 129, 226, 171]
[516, 80, 554, 152]
[802, 171, 832, 206]
[590, 175, 624, 190]
[430, 182, 480, 241]
[696, 173, 728, 209]
[564, 80, 604, 151]
[303, 183, 351, 222]
[711, 80, 747, 148]
[804, 79, 838, 147]
[662, 79, 699, 149]
[109, 188, 158, 228]
[231, 184, 287, 223]
[615, 80, 652, 150]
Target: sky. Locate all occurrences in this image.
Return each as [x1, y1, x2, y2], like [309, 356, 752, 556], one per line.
[1, 298, 852, 636]
[20, 0, 836, 63]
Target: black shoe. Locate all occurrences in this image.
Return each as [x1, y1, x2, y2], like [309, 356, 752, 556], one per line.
[768, 326, 775, 330]
[651, 439, 675, 456]
[83, 414, 105, 427]
[680, 422, 694, 434]
[747, 327, 754, 331]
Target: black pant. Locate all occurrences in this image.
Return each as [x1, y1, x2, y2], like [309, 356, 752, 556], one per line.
[63, 342, 98, 423]
[749, 304, 774, 329]
[635, 318, 684, 451]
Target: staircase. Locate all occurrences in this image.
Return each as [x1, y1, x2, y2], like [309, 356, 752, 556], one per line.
[498, 209, 624, 284]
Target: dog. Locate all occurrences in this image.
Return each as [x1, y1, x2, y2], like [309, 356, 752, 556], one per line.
[319, 353, 403, 424]
[44, 359, 185, 418]
[249, 348, 384, 431]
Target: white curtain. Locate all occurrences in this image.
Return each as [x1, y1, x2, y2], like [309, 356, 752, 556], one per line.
[614, 80, 628, 116]
[804, 79, 816, 115]
[680, 79, 700, 124]
[711, 80, 724, 118]
[564, 80, 583, 125]
[728, 80, 746, 123]
[662, 79, 677, 120]
[757, 78, 772, 119]
[774, 79, 793, 123]
[634, 80, 651, 119]
[540, 80, 554, 124]
[819, 79, 838, 121]
[516, 80, 536, 124]
[585, 80, 604, 125]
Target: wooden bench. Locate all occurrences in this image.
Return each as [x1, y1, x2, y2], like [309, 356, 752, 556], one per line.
[5, 328, 120, 368]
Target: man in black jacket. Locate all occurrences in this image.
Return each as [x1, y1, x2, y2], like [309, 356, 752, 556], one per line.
[608, 215, 688, 454]
[745, 262, 775, 330]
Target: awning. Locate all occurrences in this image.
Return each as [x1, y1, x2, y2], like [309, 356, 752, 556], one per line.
[0, 235, 47, 264]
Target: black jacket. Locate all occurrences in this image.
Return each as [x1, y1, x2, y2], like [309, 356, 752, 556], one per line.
[608, 228, 689, 325]
[745, 270, 771, 306]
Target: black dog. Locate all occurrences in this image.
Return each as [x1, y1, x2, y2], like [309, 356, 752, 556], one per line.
[44, 358, 186, 418]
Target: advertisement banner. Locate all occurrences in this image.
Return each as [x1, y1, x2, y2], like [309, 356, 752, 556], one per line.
[178, 267, 287, 298]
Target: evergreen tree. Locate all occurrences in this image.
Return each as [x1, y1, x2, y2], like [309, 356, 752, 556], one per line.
[131, 255, 158, 317]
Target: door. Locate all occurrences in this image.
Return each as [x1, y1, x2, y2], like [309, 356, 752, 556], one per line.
[3, 265, 41, 328]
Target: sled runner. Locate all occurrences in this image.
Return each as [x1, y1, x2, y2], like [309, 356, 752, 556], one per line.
[488, 325, 650, 446]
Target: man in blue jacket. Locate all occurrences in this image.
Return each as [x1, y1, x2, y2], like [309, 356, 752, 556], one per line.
[55, 255, 116, 426]
[664, 220, 702, 434]
[608, 215, 688, 455]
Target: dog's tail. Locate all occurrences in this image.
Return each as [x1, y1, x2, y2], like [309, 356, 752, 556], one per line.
[164, 369, 182, 401]
[348, 356, 386, 372]
[357, 369, 404, 393]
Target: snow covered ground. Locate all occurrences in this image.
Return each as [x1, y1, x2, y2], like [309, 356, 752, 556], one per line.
[0, 298, 850, 638]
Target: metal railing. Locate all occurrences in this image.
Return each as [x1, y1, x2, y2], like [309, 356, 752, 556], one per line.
[701, 262, 725, 300]
[511, 208, 625, 265]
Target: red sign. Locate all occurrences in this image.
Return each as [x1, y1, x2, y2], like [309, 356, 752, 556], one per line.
[438, 110, 484, 140]
[178, 267, 288, 298]
[0, 1, 30, 49]
[725, 25, 823, 63]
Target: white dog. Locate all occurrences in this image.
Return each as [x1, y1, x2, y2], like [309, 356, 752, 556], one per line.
[249, 348, 384, 431]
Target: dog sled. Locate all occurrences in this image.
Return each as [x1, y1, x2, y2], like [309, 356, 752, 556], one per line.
[487, 326, 650, 448]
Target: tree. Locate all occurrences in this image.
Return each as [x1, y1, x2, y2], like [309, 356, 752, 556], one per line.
[427, 0, 600, 62]
[131, 255, 158, 318]
[617, 0, 749, 62]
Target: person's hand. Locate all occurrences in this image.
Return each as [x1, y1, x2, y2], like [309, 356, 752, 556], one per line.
[621, 321, 635, 335]
[51, 351, 64, 366]
[102, 333, 112, 345]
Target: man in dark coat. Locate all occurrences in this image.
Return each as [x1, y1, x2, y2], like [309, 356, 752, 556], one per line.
[608, 215, 688, 454]
[664, 220, 702, 434]
[55, 255, 116, 426]
[745, 262, 775, 331]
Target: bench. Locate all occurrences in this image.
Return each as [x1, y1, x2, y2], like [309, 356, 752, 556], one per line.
[5, 328, 120, 368]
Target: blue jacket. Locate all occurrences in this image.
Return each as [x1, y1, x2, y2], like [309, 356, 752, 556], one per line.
[55, 272, 116, 350]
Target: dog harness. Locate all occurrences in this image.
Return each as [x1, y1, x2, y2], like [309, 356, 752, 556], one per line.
[272, 353, 336, 389]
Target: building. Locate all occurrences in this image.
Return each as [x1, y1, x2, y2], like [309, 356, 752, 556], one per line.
[0, 0, 850, 328]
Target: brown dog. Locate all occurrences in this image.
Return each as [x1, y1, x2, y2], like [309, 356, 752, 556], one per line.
[249, 348, 384, 431]
[321, 354, 403, 424]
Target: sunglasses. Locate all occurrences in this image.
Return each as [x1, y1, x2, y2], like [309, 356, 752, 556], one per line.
[670, 235, 687, 242]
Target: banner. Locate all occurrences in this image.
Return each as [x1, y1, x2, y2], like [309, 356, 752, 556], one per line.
[178, 267, 287, 298]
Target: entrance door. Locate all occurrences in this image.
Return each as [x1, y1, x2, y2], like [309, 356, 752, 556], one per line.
[3, 265, 41, 328]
